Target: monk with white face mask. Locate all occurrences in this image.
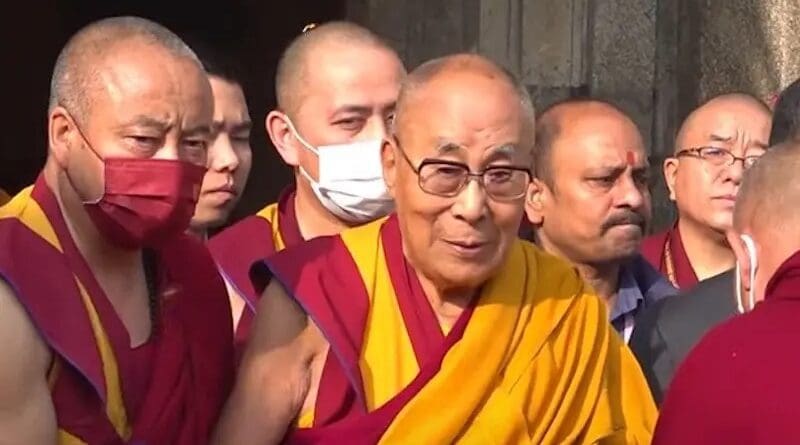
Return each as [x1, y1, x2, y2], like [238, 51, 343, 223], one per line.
[207, 21, 405, 361]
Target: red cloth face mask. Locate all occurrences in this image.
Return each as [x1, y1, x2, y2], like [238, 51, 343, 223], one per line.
[83, 158, 206, 249]
[65, 118, 207, 250]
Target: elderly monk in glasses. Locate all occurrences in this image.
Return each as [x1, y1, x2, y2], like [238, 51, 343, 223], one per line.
[641, 93, 772, 289]
[214, 54, 655, 445]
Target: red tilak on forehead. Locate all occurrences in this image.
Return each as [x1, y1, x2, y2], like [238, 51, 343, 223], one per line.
[626, 150, 636, 165]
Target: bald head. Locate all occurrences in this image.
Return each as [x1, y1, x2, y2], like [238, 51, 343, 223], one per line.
[735, 142, 800, 235]
[384, 53, 535, 293]
[275, 21, 400, 115]
[394, 53, 534, 143]
[534, 99, 637, 187]
[49, 16, 200, 123]
[676, 93, 771, 154]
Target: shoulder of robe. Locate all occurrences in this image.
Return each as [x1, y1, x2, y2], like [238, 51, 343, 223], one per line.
[160, 234, 230, 305]
[520, 240, 594, 303]
[516, 240, 608, 333]
[208, 213, 276, 253]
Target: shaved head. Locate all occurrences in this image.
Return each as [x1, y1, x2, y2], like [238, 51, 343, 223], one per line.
[49, 16, 200, 124]
[275, 21, 400, 116]
[735, 142, 800, 235]
[393, 53, 534, 144]
[384, 53, 534, 292]
[676, 93, 771, 154]
[534, 98, 634, 188]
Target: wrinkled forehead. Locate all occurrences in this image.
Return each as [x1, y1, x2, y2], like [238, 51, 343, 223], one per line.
[91, 49, 212, 127]
[681, 105, 771, 147]
[397, 74, 530, 157]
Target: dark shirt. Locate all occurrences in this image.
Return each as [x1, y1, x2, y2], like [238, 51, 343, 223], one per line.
[610, 255, 676, 343]
[629, 270, 737, 404]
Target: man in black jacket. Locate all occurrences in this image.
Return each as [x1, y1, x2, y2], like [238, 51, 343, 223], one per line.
[630, 80, 800, 404]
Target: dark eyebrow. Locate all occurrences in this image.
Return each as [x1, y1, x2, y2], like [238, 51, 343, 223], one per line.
[709, 134, 733, 143]
[586, 164, 627, 177]
[125, 115, 170, 130]
[332, 105, 371, 116]
[709, 133, 768, 150]
[381, 102, 397, 114]
[184, 124, 211, 138]
[231, 121, 253, 134]
[435, 141, 466, 154]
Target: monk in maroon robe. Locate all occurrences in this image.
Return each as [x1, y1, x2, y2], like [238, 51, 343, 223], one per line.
[0, 17, 232, 444]
[207, 22, 405, 358]
[213, 53, 656, 445]
[654, 142, 800, 444]
[642, 93, 771, 289]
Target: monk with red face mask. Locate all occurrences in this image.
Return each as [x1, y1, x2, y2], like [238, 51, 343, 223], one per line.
[0, 17, 233, 444]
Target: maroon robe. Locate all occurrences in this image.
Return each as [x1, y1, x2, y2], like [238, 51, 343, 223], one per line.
[207, 187, 303, 358]
[641, 223, 699, 289]
[261, 215, 474, 443]
[653, 250, 800, 444]
[0, 176, 233, 444]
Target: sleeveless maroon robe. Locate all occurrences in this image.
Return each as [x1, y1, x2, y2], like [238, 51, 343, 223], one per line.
[208, 187, 303, 359]
[0, 177, 233, 444]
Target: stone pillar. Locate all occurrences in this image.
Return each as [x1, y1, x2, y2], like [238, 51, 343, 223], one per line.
[690, 0, 800, 103]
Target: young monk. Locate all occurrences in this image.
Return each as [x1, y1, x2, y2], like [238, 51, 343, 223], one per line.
[207, 22, 405, 357]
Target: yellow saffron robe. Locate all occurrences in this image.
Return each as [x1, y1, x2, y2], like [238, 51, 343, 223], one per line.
[266, 215, 657, 444]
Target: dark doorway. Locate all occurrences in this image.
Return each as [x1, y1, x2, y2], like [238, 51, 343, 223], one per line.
[1, 0, 345, 222]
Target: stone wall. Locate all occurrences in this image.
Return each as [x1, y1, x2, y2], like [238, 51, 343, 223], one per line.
[346, 0, 800, 231]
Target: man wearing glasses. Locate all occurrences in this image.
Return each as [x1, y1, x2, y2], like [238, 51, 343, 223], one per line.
[214, 54, 655, 445]
[641, 93, 772, 289]
[632, 92, 775, 404]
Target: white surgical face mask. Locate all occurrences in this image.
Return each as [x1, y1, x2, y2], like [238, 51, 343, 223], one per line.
[286, 118, 394, 223]
[735, 234, 758, 313]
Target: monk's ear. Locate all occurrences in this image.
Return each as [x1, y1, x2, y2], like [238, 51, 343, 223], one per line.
[381, 137, 398, 198]
[726, 229, 752, 295]
[266, 110, 299, 167]
[524, 177, 546, 226]
[48, 106, 75, 168]
[663, 157, 679, 201]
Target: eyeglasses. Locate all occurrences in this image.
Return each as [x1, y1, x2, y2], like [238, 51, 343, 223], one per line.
[396, 144, 531, 201]
[675, 146, 762, 169]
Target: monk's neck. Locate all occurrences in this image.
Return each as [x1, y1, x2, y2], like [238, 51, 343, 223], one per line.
[576, 262, 621, 317]
[677, 217, 735, 281]
[417, 274, 475, 328]
[44, 166, 143, 271]
[293, 180, 352, 239]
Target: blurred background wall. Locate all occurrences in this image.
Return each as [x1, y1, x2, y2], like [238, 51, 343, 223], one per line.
[3, 0, 799, 230]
